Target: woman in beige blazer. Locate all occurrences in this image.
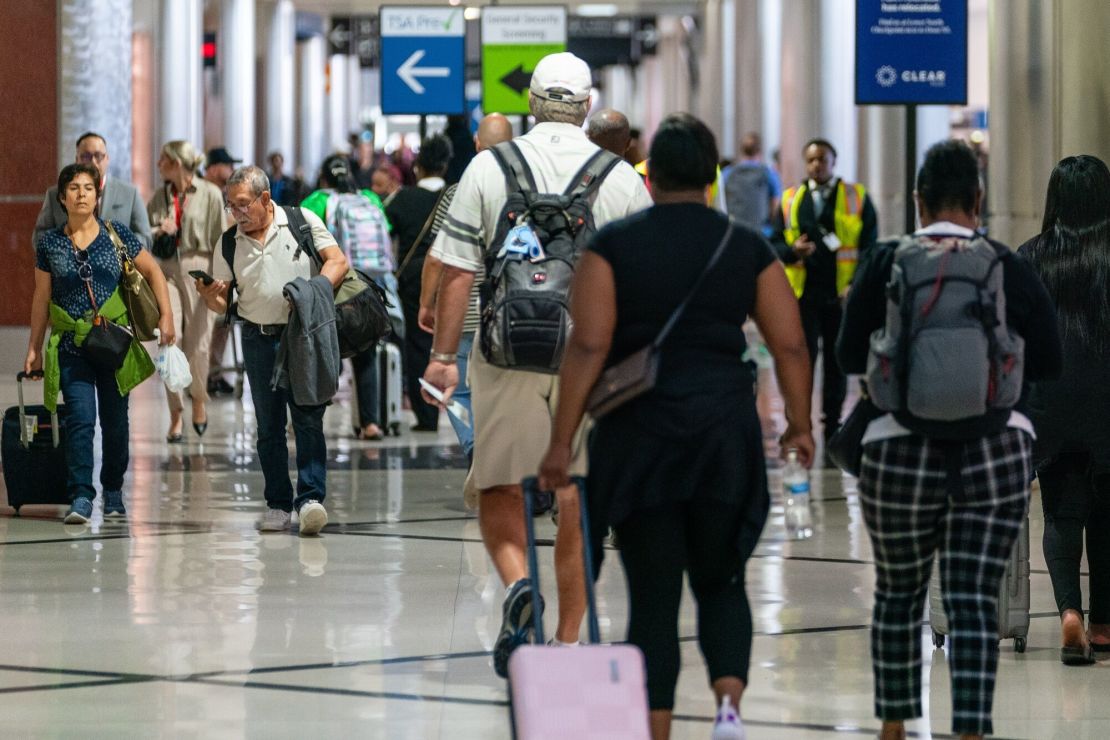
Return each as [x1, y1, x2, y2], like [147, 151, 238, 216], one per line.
[148, 140, 225, 441]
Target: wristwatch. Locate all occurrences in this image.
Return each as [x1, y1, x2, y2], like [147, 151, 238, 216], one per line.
[430, 350, 457, 363]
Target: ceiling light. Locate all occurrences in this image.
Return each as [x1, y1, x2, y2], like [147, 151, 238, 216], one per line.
[576, 4, 619, 17]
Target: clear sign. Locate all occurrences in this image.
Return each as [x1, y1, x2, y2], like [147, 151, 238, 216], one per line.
[855, 0, 968, 105]
[380, 7, 467, 115]
[481, 6, 567, 116]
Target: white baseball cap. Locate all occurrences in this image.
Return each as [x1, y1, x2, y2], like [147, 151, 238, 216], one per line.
[529, 52, 592, 103]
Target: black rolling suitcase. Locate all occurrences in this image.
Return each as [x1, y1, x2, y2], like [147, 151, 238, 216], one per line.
[2, 372, 68, 515]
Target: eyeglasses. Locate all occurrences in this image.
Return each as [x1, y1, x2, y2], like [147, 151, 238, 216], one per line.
[224, 194, 262, 215]
[77, 152, 107, 163]
[73, 247, 93, 281]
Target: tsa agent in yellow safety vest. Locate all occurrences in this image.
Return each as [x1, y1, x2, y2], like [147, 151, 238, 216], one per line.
[780, 180, 867, 299]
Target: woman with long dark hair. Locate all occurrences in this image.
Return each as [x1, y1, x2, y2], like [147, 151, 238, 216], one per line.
[301, 154, 397, 440]
[1019, 154, 1110, 665]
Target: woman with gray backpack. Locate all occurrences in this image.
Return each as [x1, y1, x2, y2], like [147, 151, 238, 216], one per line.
[836, 140, 1062, 740]
[1019, 154, 1110, 665]
[301, 154, 398, 440]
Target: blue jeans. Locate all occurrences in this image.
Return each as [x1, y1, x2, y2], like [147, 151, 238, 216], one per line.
[241, 324, 328, 512]
[447, 333, 475, 460]
[59, 350, 130, 503]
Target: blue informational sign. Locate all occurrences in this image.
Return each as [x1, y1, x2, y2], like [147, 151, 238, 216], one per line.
[855, 0, 968, 105]
[380, 7, 466, 115]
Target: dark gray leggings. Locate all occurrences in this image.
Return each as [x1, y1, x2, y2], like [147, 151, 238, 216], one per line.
[1039, 451, 1110, 622]
[615, 501, 753, 710]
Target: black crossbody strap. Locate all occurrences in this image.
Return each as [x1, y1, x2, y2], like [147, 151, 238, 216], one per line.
[284, 206, 320, 267]
[652, 219, 735, 350]
[489, 141, 538, 197]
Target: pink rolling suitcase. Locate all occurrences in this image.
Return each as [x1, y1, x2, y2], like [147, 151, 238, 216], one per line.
[509, 477, 650, 740]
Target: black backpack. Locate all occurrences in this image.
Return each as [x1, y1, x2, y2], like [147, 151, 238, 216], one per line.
[480, 142, 622, 373]
[221, 206, 390, 358]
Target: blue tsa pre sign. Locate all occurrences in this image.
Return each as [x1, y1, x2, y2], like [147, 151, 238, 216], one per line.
[855, 0, 968, 105]
[380, 7, 466, 115]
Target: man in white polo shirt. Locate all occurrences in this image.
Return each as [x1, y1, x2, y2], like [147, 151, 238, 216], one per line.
[197, 165, 348, 536]
[422, 52, 652, 676]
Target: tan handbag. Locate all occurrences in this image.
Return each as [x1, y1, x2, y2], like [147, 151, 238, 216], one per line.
[586, 221, 735, 418]
[106, 222, 161, 341]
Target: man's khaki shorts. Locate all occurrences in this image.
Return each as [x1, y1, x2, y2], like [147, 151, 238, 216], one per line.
[467, 341, 588, 491]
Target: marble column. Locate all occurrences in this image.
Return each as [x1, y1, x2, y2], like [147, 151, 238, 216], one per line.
[220, 0, 256, 165]
[988, 0, 1110, 246]
[266, 0, 296, 169]
[327, 54, 348, 154]
[777, 0, 821, 186]
[299, 35, 327, 185]
[60, 0, 135, 179]
[157, 0, 202, 157]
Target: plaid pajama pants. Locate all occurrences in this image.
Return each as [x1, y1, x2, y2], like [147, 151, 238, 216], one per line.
[858, 427, 1031, 736]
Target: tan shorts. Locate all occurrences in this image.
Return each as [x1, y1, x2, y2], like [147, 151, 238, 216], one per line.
[468, 341, 588, 490]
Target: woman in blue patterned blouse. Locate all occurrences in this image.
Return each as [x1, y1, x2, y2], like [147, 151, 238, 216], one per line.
[24, 163, 174, 524]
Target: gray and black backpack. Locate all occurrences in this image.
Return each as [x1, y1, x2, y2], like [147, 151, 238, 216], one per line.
[723, 163, 772, 231]
[480, 142, 622, 373]
[866, 234, 1025, 422]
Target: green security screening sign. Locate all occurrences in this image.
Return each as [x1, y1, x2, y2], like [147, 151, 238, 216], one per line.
[481, 6, 567, 115]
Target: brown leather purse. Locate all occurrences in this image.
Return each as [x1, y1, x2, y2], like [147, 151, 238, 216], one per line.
[106, 222, 161, 341]
[586, 220, 735, 418]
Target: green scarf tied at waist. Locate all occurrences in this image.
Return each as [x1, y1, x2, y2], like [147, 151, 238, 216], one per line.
[44, 287, 155, 413]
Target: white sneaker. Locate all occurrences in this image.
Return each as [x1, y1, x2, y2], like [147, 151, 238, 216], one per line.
[711, 696, 745, 740]
[297, 501, 328, 536]
[257, 508, 292, 532]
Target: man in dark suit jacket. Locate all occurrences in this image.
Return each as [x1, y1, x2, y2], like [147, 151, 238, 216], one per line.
[32, 131, 152, 249]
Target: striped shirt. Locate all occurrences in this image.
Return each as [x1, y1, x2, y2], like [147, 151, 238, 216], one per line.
[422, 184, 483, 335]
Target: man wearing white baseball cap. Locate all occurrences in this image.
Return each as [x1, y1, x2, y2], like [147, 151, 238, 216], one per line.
[423, 51, 652, 676]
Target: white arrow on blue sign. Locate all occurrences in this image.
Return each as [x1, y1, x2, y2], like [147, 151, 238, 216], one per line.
[380, 7, 466, 115]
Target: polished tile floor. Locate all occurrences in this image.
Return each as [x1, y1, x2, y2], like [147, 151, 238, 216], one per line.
[0, 347, 1107, 739]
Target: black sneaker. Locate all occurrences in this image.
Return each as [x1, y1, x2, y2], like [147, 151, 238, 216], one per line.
[492, 578, 544, 678]
[208, 377, 235, 395]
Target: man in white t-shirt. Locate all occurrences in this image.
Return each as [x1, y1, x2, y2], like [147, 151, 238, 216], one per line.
[197, 166, 348, 537]
[422, 52, 652, 676]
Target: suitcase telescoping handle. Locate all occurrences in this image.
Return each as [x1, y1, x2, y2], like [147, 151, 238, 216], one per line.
[15, 371, 60, 449]
[521, 476, 601, 645]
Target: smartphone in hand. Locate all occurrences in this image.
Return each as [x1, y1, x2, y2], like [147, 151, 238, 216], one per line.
[188, 269, 215, 285]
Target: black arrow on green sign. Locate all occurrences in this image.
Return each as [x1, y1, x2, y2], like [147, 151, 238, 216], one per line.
[499, 65, 533, 95]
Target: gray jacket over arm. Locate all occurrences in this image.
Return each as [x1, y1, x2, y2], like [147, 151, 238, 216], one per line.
[271, 275, 340, 407]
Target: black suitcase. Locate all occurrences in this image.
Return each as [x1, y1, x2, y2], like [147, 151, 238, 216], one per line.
[2, 372, 68, 515]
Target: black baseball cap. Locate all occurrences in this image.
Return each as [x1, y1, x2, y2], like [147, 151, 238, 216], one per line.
[206, 147, 242, 166]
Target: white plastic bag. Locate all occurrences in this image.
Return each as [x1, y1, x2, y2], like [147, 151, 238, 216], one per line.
[156, 344, 193, 393]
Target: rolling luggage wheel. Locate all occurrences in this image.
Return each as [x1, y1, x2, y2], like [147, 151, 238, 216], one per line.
[932, 631, 945, 648]
[12, 506, 20, 517]
[390, 422, 401, 436]
[1014, 637, 1027, 653]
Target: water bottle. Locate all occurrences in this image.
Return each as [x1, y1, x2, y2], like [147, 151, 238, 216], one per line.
[782, 448, 813, 540]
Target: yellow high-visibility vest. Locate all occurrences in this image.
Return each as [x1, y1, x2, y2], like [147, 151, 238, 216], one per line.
[781, 180, 866, 298]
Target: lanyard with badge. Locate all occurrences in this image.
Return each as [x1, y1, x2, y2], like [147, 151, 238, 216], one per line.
[809, 180, 841, 252]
